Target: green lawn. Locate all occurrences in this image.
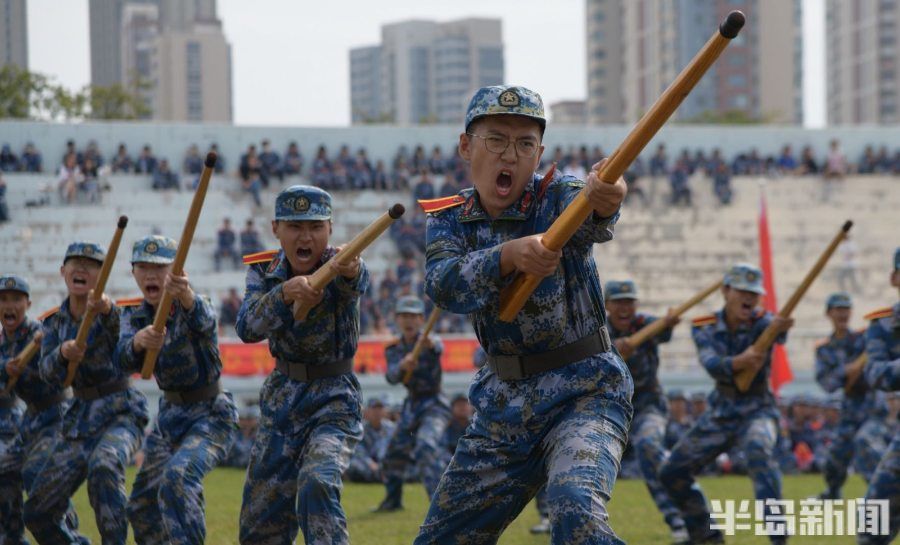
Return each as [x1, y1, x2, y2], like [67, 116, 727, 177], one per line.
[40, 470, 869, 544]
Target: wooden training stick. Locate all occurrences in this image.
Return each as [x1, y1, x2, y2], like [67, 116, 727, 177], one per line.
[734, 220, 854, 392]
[498, 11, 746, 322]
[64, 215, 129, 387]
[625, 279, 724, 348]
[843, 353, 868, 393]
[2, 331, 43, 395]
[292, 204, 405, 321]
[141, 152, 217, 379]
[402, 309, 441, 384]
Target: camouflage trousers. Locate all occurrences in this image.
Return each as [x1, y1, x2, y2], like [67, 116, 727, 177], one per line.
[414, 354, 633, 545]
[823, 415, 890, 497]
[382, 395, 450, 503]
[24, 415, 143, 545]
[660, 411, 782, 543]
[0, 407, 25, 545]
[631, 407, 686, 531]
[857, 432, 900, 545]
[239, 371, 362, 545]
[128, 393, 237, 545]
[1, 403, 87, 545]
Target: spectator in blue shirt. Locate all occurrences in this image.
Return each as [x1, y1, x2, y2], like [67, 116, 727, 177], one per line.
[214, 217, 239, 271]
[152, 159, 181, 190]
[373, 160, 388, 190]
[312, 145, 332, 188]
[412, 174, 435, 201]
[283, 141, 303, 176]
[135, 145, 158, 174]
[670, 159, 692, 206]
[111, 143, 133, 173]
[0, 144, 19, 172]
[0, 173, 8, 222]
[83, 140, 104, 168]
[428, 146, 446, 174]
[259, 139, 282, 183]
[650, 143, 668, 176]
[20, 142, 42, 172]
[208, 143, 225, 173]
[239, 219, 263, 256]
[183, 144, 203, 175]
[777, 145, 797, 172]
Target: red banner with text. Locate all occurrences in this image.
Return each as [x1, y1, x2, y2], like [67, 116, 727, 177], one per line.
[219, 336, 480, 376]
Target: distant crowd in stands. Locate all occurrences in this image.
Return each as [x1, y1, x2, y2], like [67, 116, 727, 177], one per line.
[3, 137, 898, 204]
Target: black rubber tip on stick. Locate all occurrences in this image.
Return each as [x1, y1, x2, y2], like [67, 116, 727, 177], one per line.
[204, 151, 218, 168]
[720, 11, 745, 39]
[117, 215, 128, 229]
[841, 220, 853, 232]
[389, 203, 406, 219]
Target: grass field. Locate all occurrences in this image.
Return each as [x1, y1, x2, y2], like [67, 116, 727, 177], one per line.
[42, 470, 870, 544]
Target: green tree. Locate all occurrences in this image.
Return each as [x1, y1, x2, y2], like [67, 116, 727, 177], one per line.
[86, 82, 151, 120]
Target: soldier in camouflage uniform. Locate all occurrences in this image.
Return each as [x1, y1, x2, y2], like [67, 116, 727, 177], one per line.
[25, 242, 149, 545]
[858, 248, 900, 545]
[414, 85, 631, 545]
[1, 274, 85, 545]
[814, 292, 889, 500]
[605, 279, 689, 544]
[236, 185, 368, 545]
[117, 235, 238, 545]
[346, 397, 395, 483]
[659, 263, 794, 545]
[375, 295, 450, 511]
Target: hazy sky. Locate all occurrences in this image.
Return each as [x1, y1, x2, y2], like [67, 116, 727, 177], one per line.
[27, 0, 827, 127]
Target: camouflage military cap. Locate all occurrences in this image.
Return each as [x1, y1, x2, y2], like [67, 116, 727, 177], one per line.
[395, 295, 425, 315]
[825, 291, 852, 310]
[0, 274, 29, 296]
[64, 241, 106, 264]
[464, 85, 546, 131]
[605, 280, 639, 301]
[667, 389, 686, 401]
[275, 185, 332, 221]
[723, 263, 765, 295]
[131, 235, 177, 265]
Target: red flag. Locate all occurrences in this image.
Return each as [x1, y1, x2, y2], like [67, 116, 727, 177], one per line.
[759, 190, 793, 394]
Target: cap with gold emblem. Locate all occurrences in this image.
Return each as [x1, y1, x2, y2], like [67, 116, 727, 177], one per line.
[604, 280, 639, 301]
[464, 85, 546, 132]
[0, 274, 30, 296]
[64, 241, 106, 264]
[723, 263, 766, 295]
[275, 185, 333, 222]
[131, 235, 177, 265]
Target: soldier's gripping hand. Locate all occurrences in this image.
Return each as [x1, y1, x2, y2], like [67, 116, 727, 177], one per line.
[585, 159, 627, 218]
[86, 290, 113, 315]
[732, 345, 765, 373]
[60, 340, 86, 362]
[283, 275, 325, 308]
[399, 353, 416, 373]
[5, 357, 22, 379]
[663, 308, 681, 328]
[771, 316, 794, 335]
[614, 338, 636, 360]
[500, 235, 562, 278]
[165, 271, 195, 310]
[331, 245, 361, 280]
[134, 325, 166, 352]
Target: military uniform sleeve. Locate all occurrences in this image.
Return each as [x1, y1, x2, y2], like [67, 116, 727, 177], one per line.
[38, 317, 66, 385]
[692, 324, 733, 382]
[236, 264, 293, 343]
[864, 319, 900, 391]
[115, 309, 142, 374]
[384, 344, 404, 385]
[644, 315, 674, 345]
[814, 344, 844, 393]
[185, 294, 217, 336]
[554, 178, 619, 250]
[425, 212, 503, 314]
